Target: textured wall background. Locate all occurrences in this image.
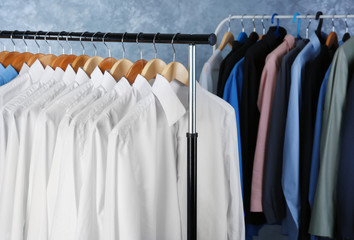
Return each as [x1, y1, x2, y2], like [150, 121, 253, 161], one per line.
[1, 0, 353, 79]
[0, 1, 353, 239]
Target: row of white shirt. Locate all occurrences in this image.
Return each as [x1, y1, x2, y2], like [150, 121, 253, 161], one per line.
[0, 59, 245, 240]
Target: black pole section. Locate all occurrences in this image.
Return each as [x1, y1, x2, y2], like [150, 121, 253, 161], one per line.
[187, 133, 198, 240]
[0, 31, 216, 45]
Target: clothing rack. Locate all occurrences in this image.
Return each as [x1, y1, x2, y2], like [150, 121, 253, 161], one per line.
[0, 30, 217, 240]
[213, 14, 354, 51]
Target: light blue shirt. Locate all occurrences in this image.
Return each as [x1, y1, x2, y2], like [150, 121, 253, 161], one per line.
[223, 57, 244, 197]
[282, 33, 322, 239]
[0, 64, 6, 75]
[0, 65, 18, 86]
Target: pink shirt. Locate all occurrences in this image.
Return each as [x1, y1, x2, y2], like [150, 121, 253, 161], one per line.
[250, 34, 295, 212]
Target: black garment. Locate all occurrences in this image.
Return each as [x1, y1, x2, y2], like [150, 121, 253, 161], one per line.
[337, 72, 354, 240]
[240, 26, 286, 225]
[298, 44, 334, 240]
[262, 39, 308, 224]
[216, 41, 243, 97]
[216, 33, 259, 97]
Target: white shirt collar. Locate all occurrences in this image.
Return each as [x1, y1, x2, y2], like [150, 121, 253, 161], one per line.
[28, 59, 45, 82]
[114, 77, 131, 96]
[19, 63, 30, 75]
[52, 67, 65, 82]
[100, 71, 117, 91]
[62, 64, 76, 85]
[152, 74, 186, 126]
[75, 67, 90, 85]
[133, 74, 152, 98]
[90, 66, 103, 88]
[39, 66, 55, 83]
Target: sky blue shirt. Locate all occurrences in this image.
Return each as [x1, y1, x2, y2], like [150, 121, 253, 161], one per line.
[0, 65, 18, 86]
[223, 57, 244, 197]
[282, 33, 322, 239]
[0, 64, 6, 75]
[223, 58, 245, 197]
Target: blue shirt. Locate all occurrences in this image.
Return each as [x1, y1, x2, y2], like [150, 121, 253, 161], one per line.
[282, 33, 322, 239]
[223, 57, 244, 197]
[0, 65, 18, 86]
[0, 64, 5, 75]
[237, 32, 247, 44]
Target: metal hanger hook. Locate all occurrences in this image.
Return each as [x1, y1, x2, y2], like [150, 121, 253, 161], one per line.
[332, 14, 335, 32]
[34, 31, 40, 53]
[79, 32, 87, 55]
[66, 32, 73, 55]
[0, 31, 6, 51]
[228, 14, 232, 32]
[261, 15, 266, 34]
[241, 15, 245, 32]
[102, 32, 111, 58]
[171, 33, 179, 62]
[136, 32, 143, 60]
[44, 31, 52, 54]
[121, 32, 126, 59]
[91, 32, 99, 56]
[306, 14, 312, 39]
[57, 31, 65, 55]
[345, 14, 349, 33]
[22, 31, 29, 52]
[252, 15, 257, 32]
[153, 32, 159, 59]
[10, 30, 17, 52]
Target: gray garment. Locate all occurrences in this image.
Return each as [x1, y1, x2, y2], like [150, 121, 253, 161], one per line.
[310, 37, 354, 238]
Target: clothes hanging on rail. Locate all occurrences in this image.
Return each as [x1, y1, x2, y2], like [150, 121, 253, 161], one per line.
[0, 46, 245, 240]
[202, 21, 354, 240]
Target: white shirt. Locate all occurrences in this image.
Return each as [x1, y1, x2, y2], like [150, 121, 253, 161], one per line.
[11, 66, 77, 240]
[175, 81, 244, 240]
[199, 49, 223, 94]
[49, 69, 115, 240]
[0, 60, 43, 108]
[76, 75, 151, 240]
[0, 60, 44, 175]
[25, 67, 90, 240]
[0, 66, 57, 240]
[103, 74, 184, 240]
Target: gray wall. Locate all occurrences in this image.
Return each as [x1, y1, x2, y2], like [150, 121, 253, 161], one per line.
[1, 0, 354, 79]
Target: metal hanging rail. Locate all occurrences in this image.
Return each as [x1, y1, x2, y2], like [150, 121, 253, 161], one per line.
[214, 14, 354, 51]
[0, 30, 216, 240]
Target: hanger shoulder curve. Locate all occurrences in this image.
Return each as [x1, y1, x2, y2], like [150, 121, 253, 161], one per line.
[83, 56, 104, 76]
[27, 53, 44, 67]
[110, 58, 133, 82]
[2, 52, 21, 67]
[218, 32, 234, 51]
[12, 52, 34, 72]
[71, 55, 90, 73]
[125, 59, 147, 84]
[98, 57, 117, 73]
[38, 54, 57, 68]
[51, 55, 68, 69]
[59, 55, 77, 71]
[141, 58, 167, 81]
[326, 32, 339, 49]
[161, 61, 189, 85]
[0, 51, 9, 62]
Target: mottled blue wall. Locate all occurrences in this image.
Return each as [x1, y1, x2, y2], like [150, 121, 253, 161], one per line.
[1, 0, 353, 78]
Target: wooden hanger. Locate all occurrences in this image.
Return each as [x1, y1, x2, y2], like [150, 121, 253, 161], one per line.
[0, 36, 9, 60]
[97, 32, 117, 73]
[110, 32, 133, 81]
[161, 33, 188, 85]
[82, 32, 104, 75]
[72, 55, 90, 72]
[11, 32, 35, 71]
[218, 15, 234, 51]
[25, 32, 44, 67]
[326, 16, 339, 49]
[37, 32, 57, 68]
[125, 33, 147, 84]
[141, 33, 167, 81]
[1, 31, 20, 66]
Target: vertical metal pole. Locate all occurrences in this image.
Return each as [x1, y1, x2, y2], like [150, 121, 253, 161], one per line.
[187, 44, 197, 240]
